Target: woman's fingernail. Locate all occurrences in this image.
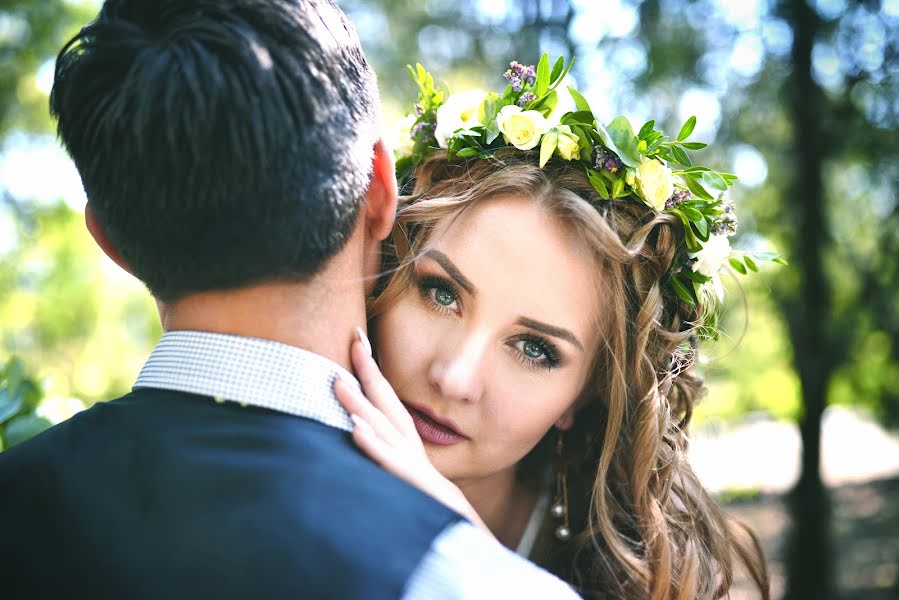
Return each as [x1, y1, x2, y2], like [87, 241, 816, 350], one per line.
[355, 326, 373, 357]
[351, 413, 374, 436]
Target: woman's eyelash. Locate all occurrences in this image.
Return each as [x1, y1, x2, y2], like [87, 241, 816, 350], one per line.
[415, 274, 461, 313]
[511, 334, 562, 371]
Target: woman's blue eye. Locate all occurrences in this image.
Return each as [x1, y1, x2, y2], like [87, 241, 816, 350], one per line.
[522, 340, 545, 359]
[434, 288, 455, 306]
[512, 336, 562, 370]
[416, 274, 461, 312]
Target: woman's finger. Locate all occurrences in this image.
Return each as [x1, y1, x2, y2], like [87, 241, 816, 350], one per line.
[350, 413, 424, 482]
[334, 377, 402, 444]
[351, 330, 416, 434]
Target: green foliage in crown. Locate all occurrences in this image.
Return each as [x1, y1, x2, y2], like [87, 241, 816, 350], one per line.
[394, 54, 784, 338]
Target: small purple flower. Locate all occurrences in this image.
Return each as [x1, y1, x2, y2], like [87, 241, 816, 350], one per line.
[665, 189, 690, 209]
[414, 102, 424, 116]
[594, 146, 623, 174]
[518, 91, 536, 107]
[714, 201, 738, 236]
[411, 121, 434, 137]
[522, 65, 536, 85]
[504, 61, 537, 89]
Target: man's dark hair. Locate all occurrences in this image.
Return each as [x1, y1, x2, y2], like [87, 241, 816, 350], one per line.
[51, 0, 380, 301]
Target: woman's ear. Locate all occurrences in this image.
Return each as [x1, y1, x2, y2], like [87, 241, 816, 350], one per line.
[364, 139, 398, 242]
[555, 407, 576, 431]
[85, 204, 134, 275]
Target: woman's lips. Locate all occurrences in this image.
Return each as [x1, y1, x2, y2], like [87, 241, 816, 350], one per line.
[404, 403, 468, 446]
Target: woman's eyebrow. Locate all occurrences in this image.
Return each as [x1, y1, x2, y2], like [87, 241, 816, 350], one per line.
[516, 317, 585, 352]
[421, 249, 476, 295]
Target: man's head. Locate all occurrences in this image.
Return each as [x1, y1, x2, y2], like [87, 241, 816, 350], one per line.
[52, 0, 391, 302]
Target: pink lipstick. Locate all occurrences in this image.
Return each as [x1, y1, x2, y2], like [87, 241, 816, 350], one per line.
[404, 403, 468, 446]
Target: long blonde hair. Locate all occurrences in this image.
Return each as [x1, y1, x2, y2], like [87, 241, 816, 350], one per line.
[371, 151, 769, 599]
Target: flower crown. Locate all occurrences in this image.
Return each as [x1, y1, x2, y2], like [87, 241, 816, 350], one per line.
[394, 55, 783, 339]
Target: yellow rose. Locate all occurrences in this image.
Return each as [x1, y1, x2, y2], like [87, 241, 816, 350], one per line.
[497, 105, 550, 150]
[554, 125, 580, 161]
[635, 158, 674, 211]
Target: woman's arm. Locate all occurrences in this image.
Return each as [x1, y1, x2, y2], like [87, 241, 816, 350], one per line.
[334, 328, 492, 536]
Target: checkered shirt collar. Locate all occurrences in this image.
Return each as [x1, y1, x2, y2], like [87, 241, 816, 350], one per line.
[133, 330, 356, 432]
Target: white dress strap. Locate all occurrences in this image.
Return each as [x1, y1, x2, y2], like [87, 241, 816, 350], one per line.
[515, 487, 551, 558]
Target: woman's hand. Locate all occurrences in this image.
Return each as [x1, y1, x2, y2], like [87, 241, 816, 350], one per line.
[334, 327, 491, 535]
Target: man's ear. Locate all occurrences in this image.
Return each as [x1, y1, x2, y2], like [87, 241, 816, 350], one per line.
[85, 204, 134, 276]
[363, 139, 398, 242]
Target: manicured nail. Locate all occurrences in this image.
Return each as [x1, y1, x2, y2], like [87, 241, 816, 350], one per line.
[355, 326, 372, 357]
[351, 413, 374, 436]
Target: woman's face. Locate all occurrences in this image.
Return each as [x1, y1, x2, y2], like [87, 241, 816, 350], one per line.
[374, 194, 603, 484]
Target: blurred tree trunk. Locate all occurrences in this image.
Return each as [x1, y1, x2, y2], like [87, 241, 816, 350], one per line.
[783, 0, 834, 598]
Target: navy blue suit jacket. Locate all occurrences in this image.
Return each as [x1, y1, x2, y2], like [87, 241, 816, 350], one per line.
[0, 388, 461, 599]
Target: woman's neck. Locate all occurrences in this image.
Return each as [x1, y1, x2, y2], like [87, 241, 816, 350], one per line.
[454, 469, 538, 551]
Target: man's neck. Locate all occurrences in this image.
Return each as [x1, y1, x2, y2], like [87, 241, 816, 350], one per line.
[159, 276, 367, 372]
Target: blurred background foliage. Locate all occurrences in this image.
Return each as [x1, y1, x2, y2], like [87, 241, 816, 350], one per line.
[0, 0, 896, 598]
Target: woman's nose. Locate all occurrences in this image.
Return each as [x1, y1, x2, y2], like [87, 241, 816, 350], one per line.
[426, 334, 487, 404]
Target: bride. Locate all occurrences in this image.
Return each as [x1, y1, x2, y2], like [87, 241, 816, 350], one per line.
[336, 57, 771, 599]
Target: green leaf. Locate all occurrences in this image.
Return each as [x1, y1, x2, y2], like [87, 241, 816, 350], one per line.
[683, 223, 701, 252]
[670, 275, 697, 306]
[680, 166, 713, 173]
[3, 413, 53, 448]
[681, 205, 703, 221]
[596, 116, 641, 168]
[669, 208, 689, 227]
[456, 147, 479, 158]
[728, 257, 748, 274]
[691, 218, 710, 241]
[720, 173, 739, 184]
[535, 53, 550, 97]
[539, 129, 558, 168]
[611, 176, 625, 198]
[678, 116, 696, 141]
[681, 142, 708, 150]
[4, 357, 24, 397]
[0, 387, 25, 425]
[585, 168, 610, 199]
[744, 255, 759, 272]
[570, 125, 594, 162]
[532, 89, 558, 117]
[567, 86, 592, 113]
[550, 55, 565, 83]
[477, 92, 501, 126]
[638, 119, 656, 139]
[549, 58, 575, 91]
[684, 175, 714, 201]
[702, 170, 729, 191]
[773, 257, 789, 266]
[645, 134, 666, 154]
[680, 267, 711, 284]
[560, 111, 594, 125]
[485, 121, 501, 144]
[671, 144, 692, 166]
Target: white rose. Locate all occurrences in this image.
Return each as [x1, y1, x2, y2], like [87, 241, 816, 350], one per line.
[689, 234, 732, 278]
[392, 113, 417, 157]
[496, 105, 550, 150]
[635, 158, 674, 212]
[434, 90, 487, 148]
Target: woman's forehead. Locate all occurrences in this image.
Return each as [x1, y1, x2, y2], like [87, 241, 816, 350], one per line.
[419, 194, 605, 344]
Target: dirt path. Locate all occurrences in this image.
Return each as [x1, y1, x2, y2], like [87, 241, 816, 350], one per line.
[725, 477, 899, 599]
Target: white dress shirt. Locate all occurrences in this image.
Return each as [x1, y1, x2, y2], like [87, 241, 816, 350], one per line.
[135, 330, 581, 599]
